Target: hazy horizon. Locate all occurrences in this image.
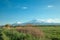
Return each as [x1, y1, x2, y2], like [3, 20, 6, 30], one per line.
[0, 0, 60, 25]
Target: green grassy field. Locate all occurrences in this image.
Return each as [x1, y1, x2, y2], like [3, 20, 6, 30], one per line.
[39, 27, 60, 40]
[0, 26, 60, 40]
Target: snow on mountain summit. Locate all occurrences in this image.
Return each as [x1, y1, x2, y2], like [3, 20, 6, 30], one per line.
[12, 19, 60, 26]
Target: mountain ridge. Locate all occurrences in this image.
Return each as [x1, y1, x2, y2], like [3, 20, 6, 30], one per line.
[12, 19, 60, 26]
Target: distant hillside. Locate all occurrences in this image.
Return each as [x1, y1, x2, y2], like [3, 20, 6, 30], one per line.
[12, 19, 60, 26]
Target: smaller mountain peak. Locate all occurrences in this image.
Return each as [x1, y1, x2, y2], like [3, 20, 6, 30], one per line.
[30, 19, 39, 22]
[32, 19, 38, 21]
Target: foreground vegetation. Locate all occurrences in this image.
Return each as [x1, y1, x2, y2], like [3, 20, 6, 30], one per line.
[39, 27, 60, 40]
[0, 25, 60, 40]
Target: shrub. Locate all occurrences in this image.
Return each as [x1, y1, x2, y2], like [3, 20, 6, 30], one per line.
[2, 28, 41, 40]
[16, 27, 44, 39]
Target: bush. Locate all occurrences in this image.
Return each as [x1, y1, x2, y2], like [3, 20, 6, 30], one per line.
[16, 27, 44, 38]
[1, 28, 41, 40]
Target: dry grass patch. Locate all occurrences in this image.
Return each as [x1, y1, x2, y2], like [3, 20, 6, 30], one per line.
[16, 27, 44, 38]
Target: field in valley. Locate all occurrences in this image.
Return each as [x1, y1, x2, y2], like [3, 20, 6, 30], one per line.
[0, 25, 60, 40]
[39, 27, 60, 40]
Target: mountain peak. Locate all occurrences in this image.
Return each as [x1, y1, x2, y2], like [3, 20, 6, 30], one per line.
[31, 19, 40, 22]
[12, 19, 60, 26]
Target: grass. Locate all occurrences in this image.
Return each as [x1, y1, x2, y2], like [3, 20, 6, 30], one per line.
[38, 27, 60, 40]
[0, 26, 60, 40]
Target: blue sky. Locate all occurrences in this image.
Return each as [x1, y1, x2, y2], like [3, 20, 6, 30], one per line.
[0, 0, 60, 25]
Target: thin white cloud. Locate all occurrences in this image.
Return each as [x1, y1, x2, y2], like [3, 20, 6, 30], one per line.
[17, 22, 22, 24]
[22, 6, 28, 9]
[48, 5, 54, 8]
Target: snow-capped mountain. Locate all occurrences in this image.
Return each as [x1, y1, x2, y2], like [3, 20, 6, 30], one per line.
[12, 19, 60, 26]
[23, 19, 60, 25]
[12, 22, 22, 26]
[22, 19, 46, 25]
